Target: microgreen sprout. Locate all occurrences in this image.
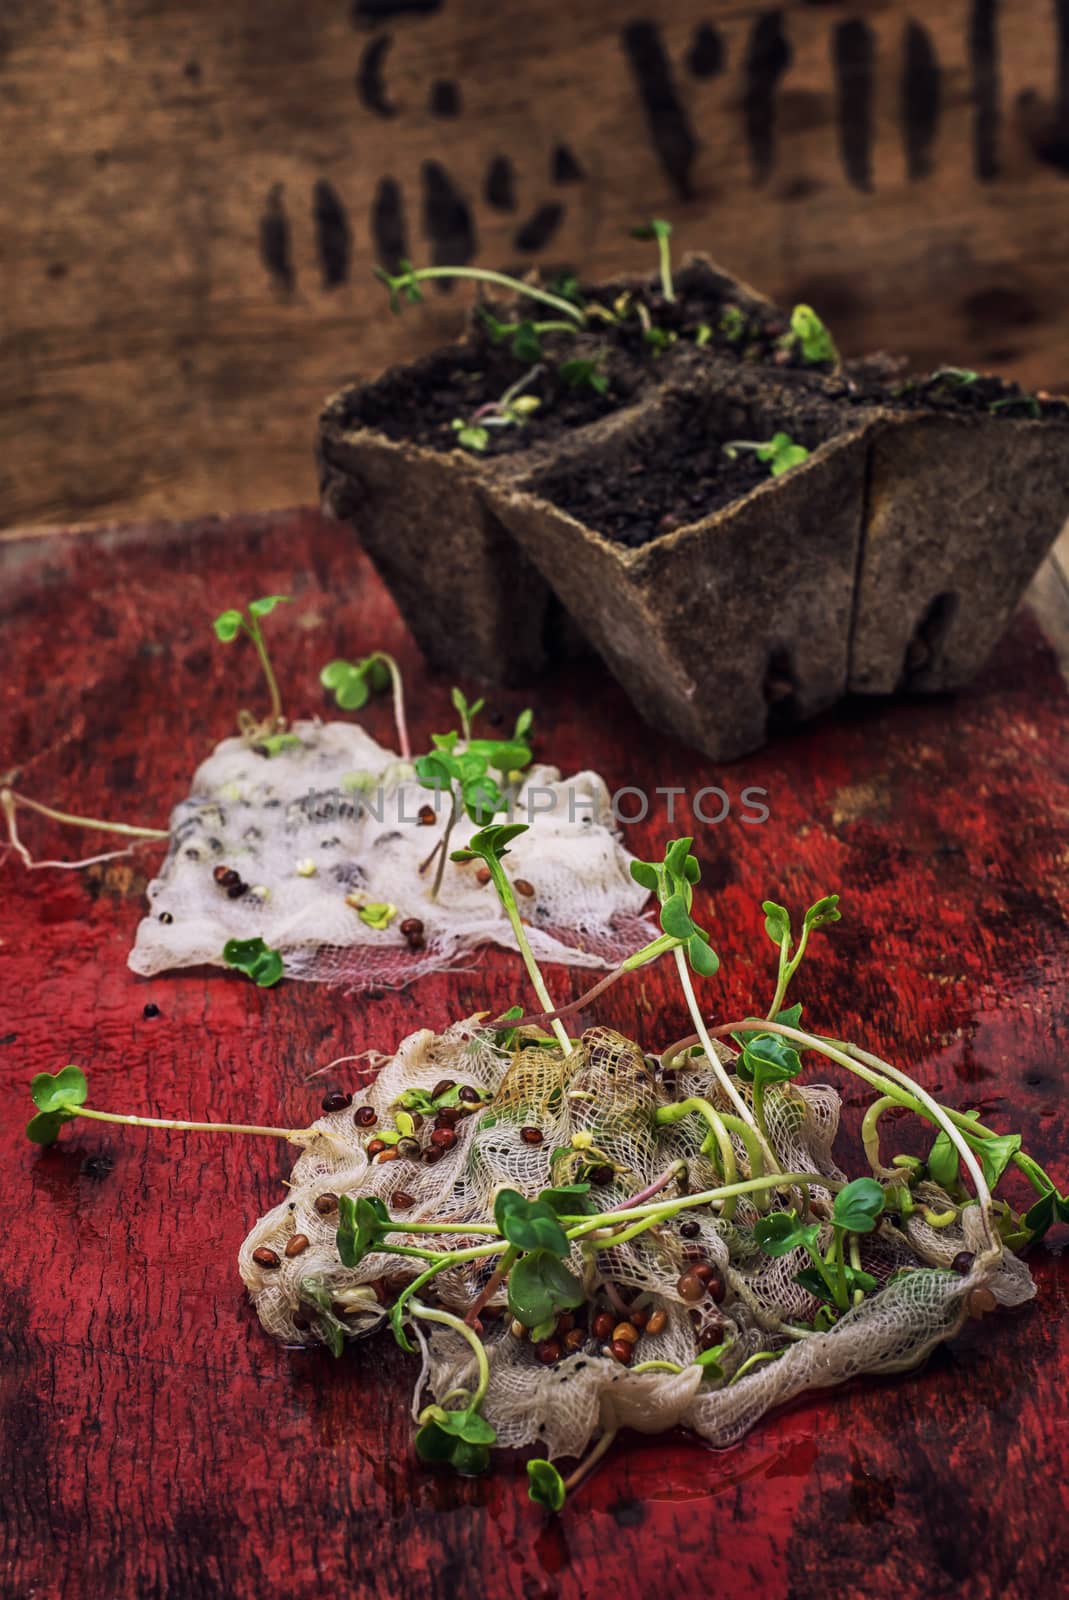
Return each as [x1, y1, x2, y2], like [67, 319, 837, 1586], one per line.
[213, 595, 291, 741]
[631, 219, 675, 303]
[931, 367, 981, 387]
[374, 259, 586, 325]
[25, 1066, 324, 1148]
[452, 368, 544, 453]
[451, 687, 485, 741]
[723, 432, 811, 477]
[222, 936, 284, 987]
[694, 323, 713, 347]
[477, 309, 578, 362]
[755, 1177, 885, 1314]
[785, 305, 839, 368]
[558, 358, 609, 396]
[719, 306, 747, 345]
[414, 701, 533, 899]
[320, 651, 411, 760]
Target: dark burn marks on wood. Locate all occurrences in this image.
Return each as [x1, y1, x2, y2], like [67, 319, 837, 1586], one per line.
[422, 160, 476, 275]
[513, 202, 564, 253]
[620, 20, 698, 199]
[356, 34, 398, 117]
[313, 179, 352, 288]
[371, 176, 407, 273]
[902, 21, 940, 180]
[833, 19, 875, 191]
[970, 0, 1001, 180]
[484, 155, 515, 211]
[351, 0, 442, 24]
[258, 185, 294, 294]
[743, 10, 792, 184]
[552, 143, 584, 183]
[687, 24, 725, 81]
[429, 78, 461, 117]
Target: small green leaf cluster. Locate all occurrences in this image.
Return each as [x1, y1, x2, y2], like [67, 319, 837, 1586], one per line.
[415, 1404, 497, 1476]
[787, 305, 839, 367]
[755, 1177, 886, 1315]
[558, 358, 609, 396]
[213, 594, 290, 643]
[495, 1188, 586, 1338]
[27, 1065, 89, 1145]
[414, 729, 524, 828]
[723, 433, 810, 477]
[527, 1458, 567, 1510]
[374, 260, 424, 313]
[629, 837, 719, 977]
[320, 656, 391, 711]
[222, 936, 284, 987]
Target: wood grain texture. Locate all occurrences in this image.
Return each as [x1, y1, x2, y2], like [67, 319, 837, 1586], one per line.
[1, 507, 1068, 1599]
[3, 1, 1069, 529]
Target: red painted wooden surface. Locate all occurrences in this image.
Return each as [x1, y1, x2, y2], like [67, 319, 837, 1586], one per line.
[2, 508, 1068, 1600]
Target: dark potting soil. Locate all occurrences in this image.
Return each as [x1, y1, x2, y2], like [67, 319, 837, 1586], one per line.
[855, 369, 1069, 421]
[534, 409, 782, 549]
[576, 280, 814, 372]
[346, 342, 636, 458]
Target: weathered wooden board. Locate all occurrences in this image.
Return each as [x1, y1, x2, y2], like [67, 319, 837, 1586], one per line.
[3, 1, 1069, 528]
[1, 507, 1068, 1599]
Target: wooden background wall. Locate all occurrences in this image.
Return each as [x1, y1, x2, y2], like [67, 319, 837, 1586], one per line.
[2, 0, 1069, 530]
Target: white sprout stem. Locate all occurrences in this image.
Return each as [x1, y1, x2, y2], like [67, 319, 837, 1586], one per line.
[409, 1300, 490, 1409]
[376, 653, 410, 760]
[2, 787, 169, 846]
[406, 267, 585, 324]
[673, 946, 780, 1173]
[73, 1105, 319, 1142]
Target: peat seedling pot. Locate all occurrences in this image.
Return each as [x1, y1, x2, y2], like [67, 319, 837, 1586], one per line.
[316, 253, 802, 690]
[491, 369, 866, 762]
[845, 399, 1069, 693]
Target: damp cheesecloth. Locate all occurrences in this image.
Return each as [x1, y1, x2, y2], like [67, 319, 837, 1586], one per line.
[239, 1016, 1033, 1465]
[128, 721, 654, 989]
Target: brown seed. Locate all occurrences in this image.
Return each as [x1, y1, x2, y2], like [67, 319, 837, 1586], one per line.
[698, 1321, 725, 1351]
[520, 1126, 544, 1146]
[514, 878, 535, 897]
[400, 917, 425, 936]
[609, 1339, 634, 1365]
[563, 1327, 586, 1353]
[677, 1272, 705, 1303]
[679, 1220, 701, 1239]
[458, 1085, 482, 1104]
[252, 1247, 280, 1269]
[629, 1308, 650, 1330]
[592, 1311, 615, 1341]
[285, 1234, 310, 1258]
[951, 1251, 975, 1276]
[393, 1191, 415, 1210]
[966, 1286, 998, 1318]
[376, 1148, 399, 1164]
[535, 1339, 562, 1365]
[226, 882, 247, 899]
[431, 1127, 457, 1150]
[417, 805, 436, 825]
[396, 1137, 422, 1161]
[475, 866, 492, 885]
[321, 1089, 352, 1113]
[365, 1138, 386, 1157]
[690, 1262, 716, 1283]
[706, 1268, 726, 1305]
[612, 1322, 639, 1345]
[556, 1312, 575, 1335]
[292, 1310, 313, 1332]
[214, 865, 241, 887]
[422, 1146, 444, 1165]
[645, 1309, 668, 1336]
[353, 1105, 378, 1128]
[435, 1107, 462, 1129]
[590, 1165, 614, 1187]
[314, 1192, 338, 1216]
[431, 1079, 456, 1100]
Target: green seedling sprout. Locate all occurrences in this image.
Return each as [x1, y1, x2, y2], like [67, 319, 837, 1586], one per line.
[320, 652, 411, 760]
[375, 260, 586, 325]
[477, 308, 578, 362]
[786, 305, 839, 369]
[212, 595, 292, 743]
[25, 1066, 331, 1149]
[755, 1177, 885, 1314]
[452, 368, 544, 454]
[723, 432, 811, 477]
[222, 936, 284, 987]
[719, 306, 747, 345]
[631, 219, 675, 303]
[558, 358, 609, 396]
